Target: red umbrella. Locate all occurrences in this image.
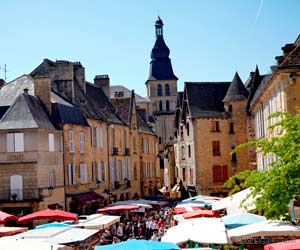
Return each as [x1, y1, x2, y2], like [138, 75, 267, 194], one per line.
[17, 209, 78, 224]
[0, 211, 18, 224]
[183, 209, 221, 219]
[173, 206, 201, 215]
[97, 204, 140, 213]
[264, 239, 300, 250]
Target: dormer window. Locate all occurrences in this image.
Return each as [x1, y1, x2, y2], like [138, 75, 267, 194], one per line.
[114, 91, 124, 98]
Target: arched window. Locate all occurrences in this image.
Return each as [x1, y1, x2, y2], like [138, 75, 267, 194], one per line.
[166, 100, 170, 111]
[157, 84, 162, 96]
[159, 100, 162, 111]
[165, 84, 170, 96]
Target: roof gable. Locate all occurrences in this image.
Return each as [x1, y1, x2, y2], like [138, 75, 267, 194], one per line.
[185, 82, 230, 118]
[0, 93, 55, 130]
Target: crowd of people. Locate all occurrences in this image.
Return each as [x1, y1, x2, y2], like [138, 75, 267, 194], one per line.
[97, 207, 177, 245]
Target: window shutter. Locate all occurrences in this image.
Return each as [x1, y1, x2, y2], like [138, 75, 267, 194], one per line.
[7, 134, 14, 152]
[222, 165, 228, 181]
[116, 160, 119, 181]
[68, 164, 72, 185]
[49, 133, 54, 152]
[213, 165, 219, 183]
[127, 159, 131, 180]
[104, 162, 107, 181]
[14, 133, 24, 152]
[69, 131, 74, 152]
[80, 132, 85, 153]
[84, 164, 88, 183]
[99, 128, 103, 148]
[110, 160, 115, 187]
[92, 162, 96, 183]
[80, 164, 84, 183]
[96, 128, 100, 147]
[72, 164, 76, 185]
[97, 162, 102, 182]
[122, 160, 126, 180]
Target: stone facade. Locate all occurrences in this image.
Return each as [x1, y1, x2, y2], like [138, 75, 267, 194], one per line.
[250, 36, 300, 171]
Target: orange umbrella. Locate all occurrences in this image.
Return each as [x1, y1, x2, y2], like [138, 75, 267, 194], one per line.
[0, 211, 18, 224]
[97, 204, 140, 213]
[183, 209, 221, 219]
[17, 209, 77, 224]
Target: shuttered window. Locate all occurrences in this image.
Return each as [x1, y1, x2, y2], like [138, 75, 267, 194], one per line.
[48, 133, 54, 152]
[79, 132, 85, 153]
[213, 165, 228, 182]
[68, 164, 76, 185]
[69, 131, 74, 153]
[80, 164, 88, 184]
[212, 141, 221, 156]
[7, 133, 24, 152]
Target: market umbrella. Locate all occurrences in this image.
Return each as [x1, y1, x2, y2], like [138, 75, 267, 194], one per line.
[95, 239, 180, 250]
[35, 222, 72, 229]
[183, 209, 221, 219]
[264, 239, 300, 250]
[161, 218, 228, 245]
[228, 220, 300, 243]
[97, 204, 140, 213]
[173, 206, 201, 215]
[17, 209, 78, 224]
[0, 211, 18, 224]
[221, 212, 266, 229]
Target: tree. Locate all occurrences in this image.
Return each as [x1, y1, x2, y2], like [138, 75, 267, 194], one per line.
[225, 111, 300, 219]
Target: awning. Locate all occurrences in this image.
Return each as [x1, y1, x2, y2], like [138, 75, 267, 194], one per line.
[72, 191, 102, 203]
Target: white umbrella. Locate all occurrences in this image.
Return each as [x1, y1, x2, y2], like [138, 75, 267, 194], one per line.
[228, 220, 300, 243]
[212, 188, 256, 214]
[162, 218, 228, 244]
[0, 238, 72, 250]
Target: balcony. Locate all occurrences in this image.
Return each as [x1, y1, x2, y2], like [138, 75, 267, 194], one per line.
[124, 148, 130, 156]
[0, 152, 38, 164]
[112, 147, 118, 155]
[0, 188, 40, 201]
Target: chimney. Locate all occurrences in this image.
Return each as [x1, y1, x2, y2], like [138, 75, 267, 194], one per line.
[94, 75, 110, 98]
[0, 79, 5, 88]
[33, 77, 52, 115]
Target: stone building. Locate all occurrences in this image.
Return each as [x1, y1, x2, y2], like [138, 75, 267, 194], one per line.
[111, 90, 158, 198]
[174, 73, 251, 196]
[248, 35, 300, 171]
[0, 75, 71, 215]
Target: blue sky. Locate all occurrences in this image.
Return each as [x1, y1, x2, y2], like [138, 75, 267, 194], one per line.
[1, 0, 299, 96]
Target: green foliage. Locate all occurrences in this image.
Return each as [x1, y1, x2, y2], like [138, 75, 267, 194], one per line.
[225, 111, 300, 219]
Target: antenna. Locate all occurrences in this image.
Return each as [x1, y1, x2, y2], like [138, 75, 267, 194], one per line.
[0, 64, 7, 81]
[158, 9, 160, 17]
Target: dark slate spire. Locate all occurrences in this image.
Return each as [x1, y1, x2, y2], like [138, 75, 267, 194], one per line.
[147, 17, 178, 81]
[246, 65, 261, 113]
[223, 72, 248, 102]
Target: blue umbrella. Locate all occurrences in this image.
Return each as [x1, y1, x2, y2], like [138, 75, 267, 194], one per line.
[221, 212, 266, 229]
[95, 239, 180, 250]
[35, 222, 72, 229]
